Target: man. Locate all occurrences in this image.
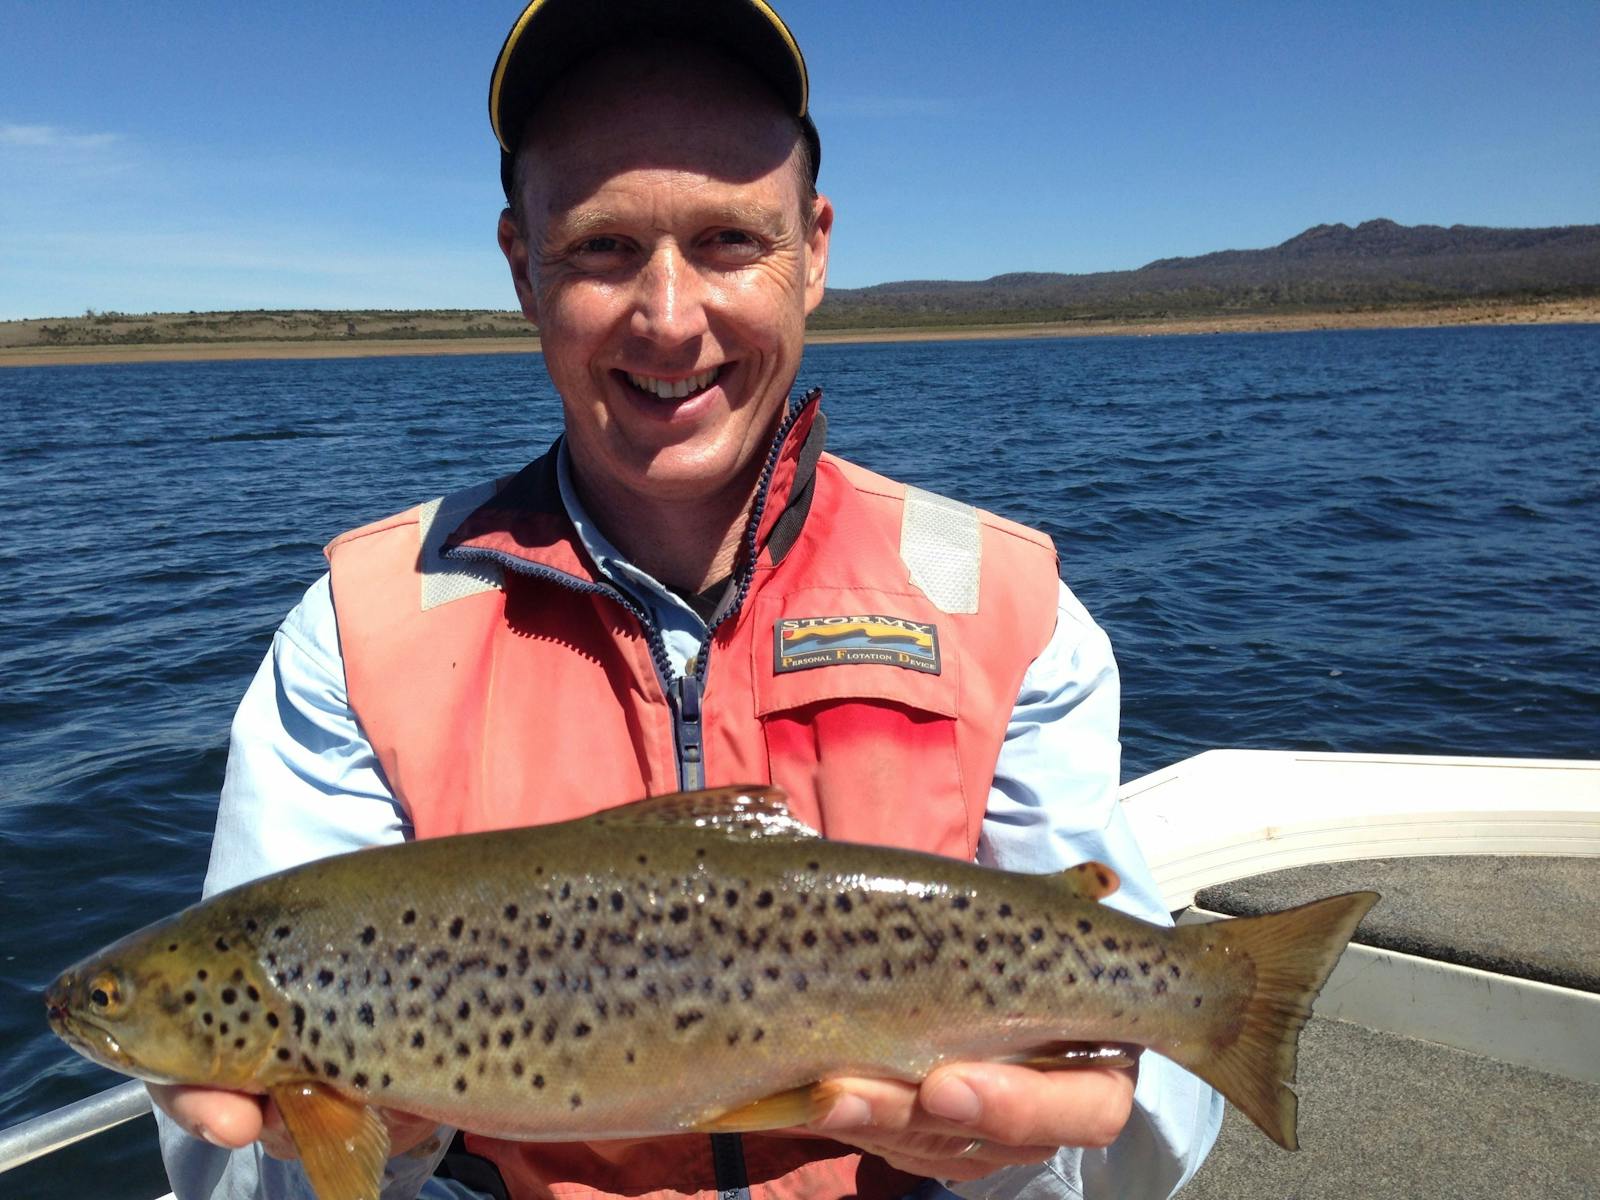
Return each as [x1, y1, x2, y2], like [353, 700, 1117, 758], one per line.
[154, 2, 1221, 1197]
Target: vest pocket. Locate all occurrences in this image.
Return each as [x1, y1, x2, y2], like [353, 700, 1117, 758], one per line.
[751, 593, 971, 855]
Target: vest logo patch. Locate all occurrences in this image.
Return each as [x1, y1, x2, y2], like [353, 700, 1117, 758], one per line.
[774, 615, 941, 675]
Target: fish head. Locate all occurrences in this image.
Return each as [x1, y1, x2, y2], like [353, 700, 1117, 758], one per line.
[45, 908, 285, 1090]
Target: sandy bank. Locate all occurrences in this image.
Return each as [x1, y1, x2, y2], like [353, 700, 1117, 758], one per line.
[3, 300, 1595, 368]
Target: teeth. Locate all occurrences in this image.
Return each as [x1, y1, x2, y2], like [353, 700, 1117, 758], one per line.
[627, 367, 720, 399]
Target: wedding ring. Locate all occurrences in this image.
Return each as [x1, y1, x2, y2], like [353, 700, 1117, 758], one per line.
[954, 1137, 986, 1159]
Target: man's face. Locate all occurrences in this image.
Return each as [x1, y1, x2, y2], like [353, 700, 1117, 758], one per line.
[499, 47, 832, 518]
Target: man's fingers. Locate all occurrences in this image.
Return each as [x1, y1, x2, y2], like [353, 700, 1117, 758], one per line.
[922, 1061, 1138, 1149]
[146, 1084, 267, 1150]
[812, 1060, 1138, 1150]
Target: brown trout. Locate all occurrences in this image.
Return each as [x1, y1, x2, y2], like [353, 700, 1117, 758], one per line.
[47, 786, 1376, 1200]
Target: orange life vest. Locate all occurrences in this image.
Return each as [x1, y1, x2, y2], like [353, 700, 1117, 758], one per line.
[324, 394, 1062, 1200]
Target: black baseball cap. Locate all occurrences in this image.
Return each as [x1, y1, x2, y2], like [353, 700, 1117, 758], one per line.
[489, 0, 821, 200]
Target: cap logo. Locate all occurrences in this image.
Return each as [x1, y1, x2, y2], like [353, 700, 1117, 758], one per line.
[774, 615, 941, 675]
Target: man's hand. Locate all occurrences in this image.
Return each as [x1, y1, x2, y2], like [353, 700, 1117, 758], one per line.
[147, 1083, 440, 1161]
[802, 1061, 1137, 1182]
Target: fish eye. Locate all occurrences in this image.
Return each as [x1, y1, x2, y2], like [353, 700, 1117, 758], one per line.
[88, 973, 125, 1015]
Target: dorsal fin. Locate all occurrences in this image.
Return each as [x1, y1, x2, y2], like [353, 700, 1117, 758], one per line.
[585, 785, 820, 841]
[1053, 861, 1121, 901]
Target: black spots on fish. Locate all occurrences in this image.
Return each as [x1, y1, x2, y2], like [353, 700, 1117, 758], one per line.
[454, 1076, 468, 1094]
[245, 984, 260, 1002]
[457, 1000, 472, 1021]
[323, 1061, 340, 1079]
[668, 903, 690, 924]
[512, 1061, 525, 1077]
[183, 991, 197, 1006]
[520, 1018, 534, 1039]
[291, 1004, 306, 1035]
[1066, 971, 1078, 985]
[342, 1037, 356, 1060]
[322, 1008, 338, 1027]
[674, 1010, 705, 1032]
[393, 944, 416, 966]
[532, 1073, 546, 1089]
[892, 925, 915, 942]
[792, 972, 810, 993]
[196, 969, 209, 982]
[1170, 964, 1182, 979]
[315, 968, 335, 988]
[499, 1028, 515, 1048]
[951, 894, 971, 911]
[997, 902, 1013, 918]
[431, 981, 451, 1002]
[536, 913, 553, 931]
[406, 975, 422, 991]
[570, 1093, 583, 1110]
[1029, 927, 1045, 944]
[974, 935, 989, 954]
[739, 978, 755, 1001]
[359, 925, 377, 946]
[856, 966, 872, 982]
[214, 937, 230, 952]
[559, 882, 572, 902]
[477, 1031, 490, 1051]
[380, 1073, 392, 1089]
[218, 1021, 231, 1036]
[801, 930, 818, 949]
[448, 917, 465, 940]
[425, 949, 449, 969]
[1109, 966, 1131, 983]
[1192, 995, 1204, 1008]
[573, 1021, 593, 1039]
[237, 1011, 252, 1026]
[276, 1048, 291, 1062]
[168, 943, 179, 953]
[1089, 965, 1105, 981]
[571, 929, 587, 952]
[1102, 936, 1120, 952]
[752, 1027, 766, 1043]
[265, 1012, 279, 1028]
[432, 1053, 445, 1068]
[232, 1036, 247, 1050]
[541, 1019, 558, 1045]
[833, 894, 853, 914]
[763, 965, 781, 982]
[455, 1041, 470, 1059]
[411, 1031, 426, 1049]
[309, 1029, 322, 1048]
[501, 903, 519, 923]
[357, 1003, 375, 1027]
[1153, 978, 1169, 996]
[352, 1072, 369, 1090]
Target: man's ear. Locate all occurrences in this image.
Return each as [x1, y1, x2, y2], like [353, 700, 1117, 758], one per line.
[802, 194, 834, 316]
[497, 208, 540, 328]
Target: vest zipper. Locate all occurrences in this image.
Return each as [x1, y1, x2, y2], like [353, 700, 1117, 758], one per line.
[445, 389, 816, 797]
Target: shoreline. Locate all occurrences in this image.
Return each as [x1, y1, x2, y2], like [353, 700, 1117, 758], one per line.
[2, 299, 1595, 368]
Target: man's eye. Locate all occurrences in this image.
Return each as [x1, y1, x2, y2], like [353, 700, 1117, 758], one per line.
[577, 236, 624, 255]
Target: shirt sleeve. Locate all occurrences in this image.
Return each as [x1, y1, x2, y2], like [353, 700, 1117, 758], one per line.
[943, 581, 1224, 1200]
[155, 574, 464, 1200]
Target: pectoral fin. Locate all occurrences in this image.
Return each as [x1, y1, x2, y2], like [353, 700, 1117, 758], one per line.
[692, 1082, 835, 1132]
[271, 1081, 390, 1200]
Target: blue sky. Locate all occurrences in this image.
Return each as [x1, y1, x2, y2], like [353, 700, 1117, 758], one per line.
[3, 1, 1596, 320]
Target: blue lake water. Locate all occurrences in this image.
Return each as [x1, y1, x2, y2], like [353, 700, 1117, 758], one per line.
[1, 325, 1597, 1196]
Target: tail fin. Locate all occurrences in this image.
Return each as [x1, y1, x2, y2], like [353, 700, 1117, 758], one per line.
[1166, 891, 1378, 1150]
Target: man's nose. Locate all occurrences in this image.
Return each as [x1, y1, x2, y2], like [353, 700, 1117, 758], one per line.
[629, 243, 710, 345]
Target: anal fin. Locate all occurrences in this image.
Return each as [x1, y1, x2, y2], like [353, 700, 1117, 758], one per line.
[272, 1081, 390, 1200]
[1007, 1041, 1140, 1071]
[692, 1082, 835, 1132]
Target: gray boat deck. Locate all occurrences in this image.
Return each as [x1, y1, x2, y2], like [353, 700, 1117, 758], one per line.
[1194, 855, 1599, 992]
[1180, 1018, 1600, 1199]
[1182, 856, 1599, 1197]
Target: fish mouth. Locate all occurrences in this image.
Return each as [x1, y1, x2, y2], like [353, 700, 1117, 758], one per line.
[45, 1001, 138, 1073]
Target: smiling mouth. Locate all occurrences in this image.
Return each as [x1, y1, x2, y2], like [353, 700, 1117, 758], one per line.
[624, 366, 723, 400]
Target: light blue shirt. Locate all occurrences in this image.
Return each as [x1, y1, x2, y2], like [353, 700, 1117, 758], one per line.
[157, 455, 1222, 1200]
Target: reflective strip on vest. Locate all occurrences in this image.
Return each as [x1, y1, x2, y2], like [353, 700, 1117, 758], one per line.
[900, 486, 980, 614]
[419, 481, 504, 611]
